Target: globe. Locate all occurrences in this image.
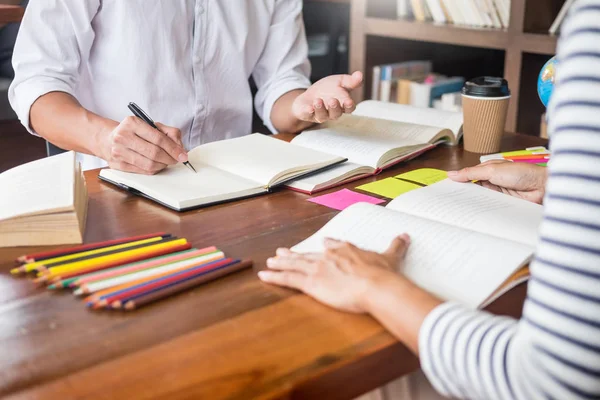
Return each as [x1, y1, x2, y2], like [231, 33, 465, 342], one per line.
[538, 56, 557, 107]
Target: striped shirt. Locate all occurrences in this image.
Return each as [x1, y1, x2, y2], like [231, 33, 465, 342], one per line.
[418, 2, 600, 399]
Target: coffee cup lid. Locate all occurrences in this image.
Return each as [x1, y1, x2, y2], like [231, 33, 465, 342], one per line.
[462, 76, 510, 97]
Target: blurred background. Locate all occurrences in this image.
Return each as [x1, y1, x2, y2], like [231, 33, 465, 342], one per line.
[1, 0, 569, 173]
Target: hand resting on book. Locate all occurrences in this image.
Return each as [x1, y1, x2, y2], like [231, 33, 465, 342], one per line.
[447, 160, 547, 204]
[259, 234, 442, 353]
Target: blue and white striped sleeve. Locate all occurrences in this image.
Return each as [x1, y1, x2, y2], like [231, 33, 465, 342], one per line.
[418, 2, 600, 399]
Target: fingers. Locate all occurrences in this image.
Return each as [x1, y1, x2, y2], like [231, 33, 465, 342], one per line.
[313, 98, 328, 123]
[124, 116, 188, 163]
[266, 251, 319, 273]
[326, 98, 343, 120]
[384, 234, 411, 259]
[340, 71, 364, 90]
[110, 145, 167, 174]
[258, 270, 307, 291]
[155, 122, 184, 148]
[447, 163, 498, 183]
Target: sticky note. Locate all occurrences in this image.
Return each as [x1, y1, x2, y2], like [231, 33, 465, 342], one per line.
[307, 189, 385, 210]
[395, 168, 448, 185]
[356, 178, 421, 199]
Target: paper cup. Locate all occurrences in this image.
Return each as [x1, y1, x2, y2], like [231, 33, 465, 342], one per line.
[461, 94, 510, 154]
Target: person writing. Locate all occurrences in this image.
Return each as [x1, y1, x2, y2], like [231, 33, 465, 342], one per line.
[9, 1, 362, 173]
[259, 1, 600, 398]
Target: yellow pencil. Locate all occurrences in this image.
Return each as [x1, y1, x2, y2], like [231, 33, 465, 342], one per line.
[36, 239, 190, 281]
[11, 236, 168, 274]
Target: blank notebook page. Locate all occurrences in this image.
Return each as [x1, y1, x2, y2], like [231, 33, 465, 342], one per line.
[189, 134, 342, 186]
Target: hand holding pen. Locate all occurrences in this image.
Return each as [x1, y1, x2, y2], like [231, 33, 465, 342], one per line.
[98, 104, 193, 175]
[128, 103, 197, 173]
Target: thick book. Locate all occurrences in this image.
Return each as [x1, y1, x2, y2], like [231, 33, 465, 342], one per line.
[292, 179, 542, 308]
[0, 151, 88, 247]
[285, 101, 463, 194]
[99, 133, 346, 211]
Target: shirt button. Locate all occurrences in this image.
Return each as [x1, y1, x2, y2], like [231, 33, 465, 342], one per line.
[198, 104, 205, 112]
[198, 5, 204, 14]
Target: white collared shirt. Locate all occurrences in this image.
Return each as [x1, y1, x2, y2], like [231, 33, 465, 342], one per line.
[9, 0, 311, 170]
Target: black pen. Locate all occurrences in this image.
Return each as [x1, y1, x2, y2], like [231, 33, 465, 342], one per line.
[127, 102, 197, 173]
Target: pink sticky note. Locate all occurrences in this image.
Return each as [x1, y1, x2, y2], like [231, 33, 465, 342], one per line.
[307, 189, 385, 211]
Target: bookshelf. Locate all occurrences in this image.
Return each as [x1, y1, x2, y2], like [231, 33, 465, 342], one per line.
[349, 0, 563, 135]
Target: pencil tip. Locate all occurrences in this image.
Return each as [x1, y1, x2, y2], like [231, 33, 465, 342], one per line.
[10, 268, 20, 275]
[73, 288, 83, 296]
[47, 284, 56, 290]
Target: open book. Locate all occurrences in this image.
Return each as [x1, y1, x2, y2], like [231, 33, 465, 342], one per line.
[0, 152, 88, 247]
[292, 180, 543, 308]
[285, 101, 463, 194]
[99, 134, 345, 211]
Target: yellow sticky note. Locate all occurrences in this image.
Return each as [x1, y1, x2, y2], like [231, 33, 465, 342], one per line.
[356, 178, 421, 199]
[396, 168, 448, 185]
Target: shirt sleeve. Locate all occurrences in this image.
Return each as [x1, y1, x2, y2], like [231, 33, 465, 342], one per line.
[8, 0, 100, 135]
[418, 1, 600, 399]
[252, 0, 312, 133]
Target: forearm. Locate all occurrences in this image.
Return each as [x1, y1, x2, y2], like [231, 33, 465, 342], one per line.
[364, 275, 442, 354]
[30, 92, 117, 159]
[270, 89, 314, 134]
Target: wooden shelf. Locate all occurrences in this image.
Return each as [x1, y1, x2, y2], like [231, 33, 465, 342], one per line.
[364, 17, 558, 56]
[350, 0, 560, 135]
[520, 32, 558, 55]
[365, 18, 509, 50]
[0, 5, 24, 24]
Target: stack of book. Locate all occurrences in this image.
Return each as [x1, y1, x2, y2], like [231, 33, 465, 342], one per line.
[371, 60, 464, 111]
[0, 151, 88, 247]
[398, 0, 511, 28]
[11, 233, 252, 310]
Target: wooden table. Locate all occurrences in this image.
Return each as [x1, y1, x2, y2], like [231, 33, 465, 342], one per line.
[0, 132, 546, 400]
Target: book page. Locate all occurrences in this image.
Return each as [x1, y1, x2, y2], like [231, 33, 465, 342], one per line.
[292, 115, 441, 168]
[0, 152, 76, 221]
[189, 134, 344, 186]
[387, 180, 543, 247]
[285, 162, 373, 192]
[291, 203, 532, 308]
[354, 100, 463, 138]
[100, 163, 263, 210]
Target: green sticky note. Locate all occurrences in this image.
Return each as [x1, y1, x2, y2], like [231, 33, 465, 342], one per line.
[395, 168, 448, 185]
[356, 178, 421, 199]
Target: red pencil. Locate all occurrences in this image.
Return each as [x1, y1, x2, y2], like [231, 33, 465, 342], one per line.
[16, 232, 168, 264]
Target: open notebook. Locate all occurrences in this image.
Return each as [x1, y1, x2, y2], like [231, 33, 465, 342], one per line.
[285, 101, 463, 194]
[292, 180, 542, 308]
[99, 134, 346, 211]
[0, 152, 88, 247]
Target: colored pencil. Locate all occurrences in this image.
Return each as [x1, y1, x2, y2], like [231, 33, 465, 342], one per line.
[73, 251, 225, 295]
[14, 235, 172, 274]
[69, 247, 216, 288]
[15, 232, 167, 264]
[120, 260, 253, 310]
[93, 258, 240, 309]
[35, 239, 190, 283]
[87, 257, 236, 309]
[503, 155, 550, 161]
[510, 158, 550, 164]
[47, 248, 202, 290]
